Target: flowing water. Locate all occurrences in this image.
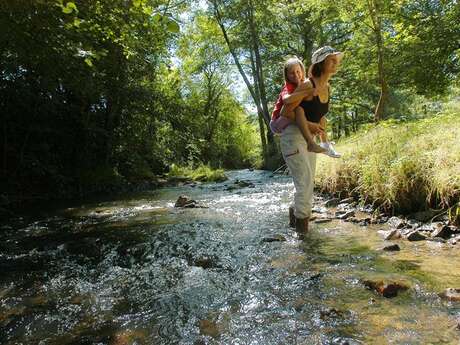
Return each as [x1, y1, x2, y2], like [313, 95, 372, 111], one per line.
[1, 170, 459, 345]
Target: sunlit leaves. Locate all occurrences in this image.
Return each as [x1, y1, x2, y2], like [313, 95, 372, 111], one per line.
[60, 1, 78, 14]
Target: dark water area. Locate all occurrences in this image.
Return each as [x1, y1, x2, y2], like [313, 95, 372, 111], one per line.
[1, 170, 459, 344]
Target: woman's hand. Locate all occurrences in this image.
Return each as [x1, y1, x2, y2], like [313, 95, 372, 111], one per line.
[308, 122, 325, 136]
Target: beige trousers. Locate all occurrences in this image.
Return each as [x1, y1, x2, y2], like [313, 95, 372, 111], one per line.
[280, 124, 317, 219]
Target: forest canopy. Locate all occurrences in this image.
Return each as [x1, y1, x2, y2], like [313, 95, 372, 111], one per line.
[1, 0, 459, 203]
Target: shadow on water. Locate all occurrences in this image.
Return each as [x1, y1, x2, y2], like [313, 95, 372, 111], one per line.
[0, 170, 459, 344]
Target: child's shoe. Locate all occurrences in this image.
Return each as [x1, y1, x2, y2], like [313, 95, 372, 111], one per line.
[308, 141, 328, 153]
[320, 141, 341, 158]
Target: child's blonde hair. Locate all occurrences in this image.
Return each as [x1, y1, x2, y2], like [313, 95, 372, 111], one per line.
[283, 57, 306, 83]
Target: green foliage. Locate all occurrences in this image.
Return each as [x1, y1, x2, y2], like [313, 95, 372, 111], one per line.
[316, 98, 460, 224]
[167, 164, 227, 182]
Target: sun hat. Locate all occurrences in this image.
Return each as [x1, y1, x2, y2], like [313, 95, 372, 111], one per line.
[311, 46, 343, 65]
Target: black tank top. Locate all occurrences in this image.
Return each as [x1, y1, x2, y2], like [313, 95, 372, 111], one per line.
[299, 78, 329, 123]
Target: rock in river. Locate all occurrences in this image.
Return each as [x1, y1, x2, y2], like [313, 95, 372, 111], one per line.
[362, 279, 409, 298]
[439, 288, 460, 302]
[406, 230, 426, 241]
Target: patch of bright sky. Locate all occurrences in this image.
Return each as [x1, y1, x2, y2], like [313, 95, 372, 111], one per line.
[171, 0, 257, 117]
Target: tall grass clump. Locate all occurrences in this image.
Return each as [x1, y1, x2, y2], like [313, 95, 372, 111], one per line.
[316, 100, 460, 224]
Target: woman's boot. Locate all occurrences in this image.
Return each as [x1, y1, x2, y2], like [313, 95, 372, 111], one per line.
[295, 217, 309, 233]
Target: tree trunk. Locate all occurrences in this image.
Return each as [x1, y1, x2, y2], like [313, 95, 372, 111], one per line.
[368, 0, 388, 122]
[212, 0, 276, 164]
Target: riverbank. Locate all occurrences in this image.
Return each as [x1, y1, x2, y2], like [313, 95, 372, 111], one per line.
[315, 101, 460, 225]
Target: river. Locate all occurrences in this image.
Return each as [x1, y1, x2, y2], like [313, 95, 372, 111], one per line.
[1, 170, 459, 344]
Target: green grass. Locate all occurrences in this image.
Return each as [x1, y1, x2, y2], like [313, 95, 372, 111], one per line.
[167, 163, 228, 182]
[316, 100, 460, 224]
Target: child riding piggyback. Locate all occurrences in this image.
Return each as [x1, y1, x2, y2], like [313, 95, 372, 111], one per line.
[269, 55, 341, 158]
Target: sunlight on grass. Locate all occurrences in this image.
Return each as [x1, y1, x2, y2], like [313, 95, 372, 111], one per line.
[316, 100, 460, 223]
[167, 163, 227, 182]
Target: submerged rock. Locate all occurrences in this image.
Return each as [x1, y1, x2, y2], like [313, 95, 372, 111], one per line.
[109, 330, 146, 345]
[199, 319, 220, 338]
[190, 256, 220, 269]
[362, 279, 409, 298]
[261, 234, 286, 243]
[439, 288, 460, 302]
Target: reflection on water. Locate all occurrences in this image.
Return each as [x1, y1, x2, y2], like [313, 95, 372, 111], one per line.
[0, 170, 459, 344]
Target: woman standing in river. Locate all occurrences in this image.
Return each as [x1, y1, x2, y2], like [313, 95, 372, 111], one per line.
[280, 46, 343, 233]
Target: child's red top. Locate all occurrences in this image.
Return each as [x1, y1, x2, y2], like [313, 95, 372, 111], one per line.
[271, 82, 296, 120]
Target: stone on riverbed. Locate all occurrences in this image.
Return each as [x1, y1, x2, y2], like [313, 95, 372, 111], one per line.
[381, 244, 400, 251]
[109, 330, 147, 345]
[336, 210, 355, 220]
[324, 198, 340, 207]
[448, 235, 460, 245]
[261, 234, 286, 243]
[439, 288, 460, 302]
[378, 229, 401, 240]
[431, 223, 454, 239]
[315, 218, 333, 224]
[339, 197, 355, 204]
[388, 216, 407, 229]
[362, 279, 409, 298]
[174, 195, 207, 208]
[189, 256, 221, 269]
[405, 230, 427, 241]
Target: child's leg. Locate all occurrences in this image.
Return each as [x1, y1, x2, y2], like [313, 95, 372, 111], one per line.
[294, 107, 327, 153]
[319, 116, 328, 143]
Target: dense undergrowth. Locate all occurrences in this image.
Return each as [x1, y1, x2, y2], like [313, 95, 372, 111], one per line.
[316, 100, 460, 224]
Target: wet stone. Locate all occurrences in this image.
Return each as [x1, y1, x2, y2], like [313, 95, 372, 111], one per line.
[324, 198, 340, 207]
[312, 206, 328, 214]
[362, 279, 409, 298]
[315, 218, 333, 224]
[406, 230, 427, 241]
[261, 234, 286, 243]
[191, 256, 220, 269]
[109, 330, 147, 345]
[439, 288, 460, 301]
[388, 216, 407, 229]
[427, 237, 446, 243]
[340, 197, 355, 204]
[175, 195, 195, 207]
[431, 223, 454, 239]
[336, 210, 355, 220]
[320, 307, 345, 320]
[448, 235, 460, 245]
[174, 195, 207, 208]
[381, 244, 400, 251]
[416, 223, 435, 232]
[359, 218, 371, 226]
